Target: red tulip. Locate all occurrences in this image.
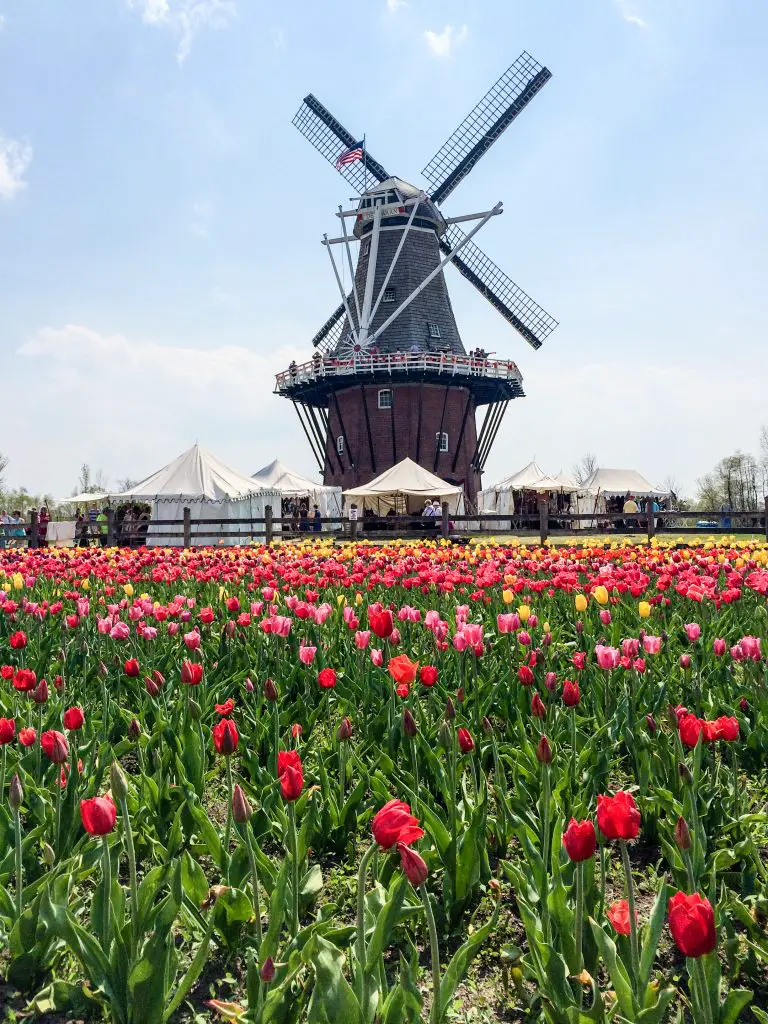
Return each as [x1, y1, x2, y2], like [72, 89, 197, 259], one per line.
[457, 727, 474, 752]
[181, 660, 203, 685]
[277, 749, 303, 801]
[9, 631, 27, 650]
[607, 899, 635, 936]
[562, 818, 596, 861]
[13, 668, 37, 691]
[419, 665, 438, 687]
[336, 717, 353, 741]
[0, 718, 15, 744]
[19, 727, 36, 747]
[124, 658, 140, 677]
[536, 735, 552, 763]
[232, 783, 252, 823]
[368, 607, 393, 639]
[80, 794, 117, 835]
[260, 957, 275, 983]
[371, 799, 424, 850]
[41, 730, 69, 763]
[517, 665, 534, 686]
[712, 715, 739, 741]
[531, 691, 546, 718]
[678, 713, 704, 749]
[562, 680, 580, 706]
[264, 678, 278, 701]
[31, 679, 49, 704]
[668, 891, 716, 958]
[388, 654, 419, 685]
[398, 842, 428, 886]
[212, 718, 239, 756]
[317, 667, 337, 689]
[597, 791, 640, 841]
[215, 698, 235, 716]
[63, 706, 85, 731]
[712, 637, 726, 656]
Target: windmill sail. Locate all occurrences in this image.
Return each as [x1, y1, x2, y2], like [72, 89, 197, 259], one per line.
[293, 94, 389, 193]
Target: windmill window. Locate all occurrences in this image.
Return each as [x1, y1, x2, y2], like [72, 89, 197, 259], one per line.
[427, 322, 441, 339]
[383, 287, 396, 303]
[436, 431, 449, 452]
[377, 389, 392, 409]
[361, 240, 370, 257]
[336, 435, 344, 454]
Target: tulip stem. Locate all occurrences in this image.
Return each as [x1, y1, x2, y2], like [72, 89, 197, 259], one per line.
[1, 747, 6, 805]
[118, 793, 139, 956]
[570, 708, 577, 801]
[273, 703, 280, 779]
[35, 705, 43, 781]
[620, 840, 640, 995]
[573, 861, 584, 1009]
[225, 758, 234, 870]
[540, 762, 551, 943]
[101, 834, 112, 951]
[692, 956, 713, 1024]
[420, 882, 442, 1024]
[339, 740, 347, 806]
[409, 736, 421, 820]
[54, 776, 62, 852]
[241, 823, 263, 950]
[288, 802, 300, 937]
[355, 842, 377, 1008]
[13, 806, 23, 919]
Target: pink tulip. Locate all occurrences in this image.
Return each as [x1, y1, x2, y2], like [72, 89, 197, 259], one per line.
[730, 644, 744, 661]
[599, 609, 612, 626]
[595, 645, 620, 670]
[713, 638, 726, 656]
[314, 604, 332, 624]
[621, 638, 639, 658]
[167, 622, 179, 636]
[371, 649, 383, 667]
[273, 616, 292, 637]
[262, 587, 275, 601]
[642, 635, 662, 655]
[140, 626, 158, 641]
[461, 623, 483, 647]
[354, 630, 371, 649]
[424, 610, 440, 629]
[684, 623, 701, 643]
[110, 622, 130, 641]
[250, 601, 264, 616]
[740, 636, 762, 661]
[453, 632, 468, 653]
[497, 613, 516, 634]
[184, 629, 202, 651]
[299, 645, 317, 665]
[389, 628, 400, 645]
[517, 630, 531, 646]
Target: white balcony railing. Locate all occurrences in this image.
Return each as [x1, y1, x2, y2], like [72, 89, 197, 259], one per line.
[275, 351, 523, 392]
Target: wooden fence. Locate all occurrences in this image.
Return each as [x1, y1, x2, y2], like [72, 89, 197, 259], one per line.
[16, 498, 768, 550]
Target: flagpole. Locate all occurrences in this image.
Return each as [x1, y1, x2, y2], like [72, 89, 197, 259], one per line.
[363, 133, 368, 193]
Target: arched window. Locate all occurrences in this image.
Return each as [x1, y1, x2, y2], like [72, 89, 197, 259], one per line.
[436, 431, 449, 452]
[336, 435, 344, 454]
[377, 389, 392, 409]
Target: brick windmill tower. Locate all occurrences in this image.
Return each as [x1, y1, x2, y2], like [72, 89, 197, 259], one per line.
[275, 52, 558, 508]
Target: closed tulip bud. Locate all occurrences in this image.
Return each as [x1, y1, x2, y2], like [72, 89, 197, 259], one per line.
[678, 762, 693, 784]
[99, 661, 109, 677]
[232, 783, 252, 824]
[542, 631, 552, 647]
[488, 877, 502, 898]
[260, 957, 275, 983]
[110, 761, 129, 800]
[575, 620, 584, 635]
[144, 676, 160, 698]
[599, 609, 611, 626]
[402, 709, 418, 737]
[244, 677, 254, 693]
[531, 692, 546, 719]
[264, 678, 278, 702]
[438, 720, 452, 751]
[336, 717, 353, 741]
[444, 696, 456, 721]
[674, 816, 691, 851]
[536, 735, 552, 764]
[482, 716, 493, 735]
[9, 773, 23, 811]
[42, 841, 56, 866]
[31, 679, 49, 704]
[188, 697, 201, 721]
[128, 718, 141, 741]
[740, 697, 749, 713]
[645, 714, 657, 734]
[544, 671, 557, 692]
[679, 654, 691, 670]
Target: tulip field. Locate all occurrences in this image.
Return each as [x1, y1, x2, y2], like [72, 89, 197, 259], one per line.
[2, 539, 768, 1024]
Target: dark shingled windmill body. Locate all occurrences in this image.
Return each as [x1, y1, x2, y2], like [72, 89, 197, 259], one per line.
[275, 52, 558, 507]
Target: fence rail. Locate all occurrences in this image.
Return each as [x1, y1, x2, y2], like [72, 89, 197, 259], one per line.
[9, 499, 768, 550]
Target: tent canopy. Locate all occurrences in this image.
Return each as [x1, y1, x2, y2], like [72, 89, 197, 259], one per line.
[343, 458, 464, 513]
[252, 459, 335, 497]
[55, 491, 109, 505]
[580, 468, 667, 498]
[115, 444, 273, 503]
[493, 460, 547, 491]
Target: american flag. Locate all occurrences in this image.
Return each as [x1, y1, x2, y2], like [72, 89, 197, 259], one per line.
[335, 141, 364, 169]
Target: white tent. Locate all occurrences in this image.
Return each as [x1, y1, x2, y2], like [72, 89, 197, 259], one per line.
[343, 458, 465, 514]
[479, 460, 562, 514]
[113, 444, 281, 546]
[580, 468, 667, 498]
[252, 459, 342, 527]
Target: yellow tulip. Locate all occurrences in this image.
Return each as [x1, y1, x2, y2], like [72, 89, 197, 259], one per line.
[593, 585, 609, 606]
[336, 595, 346, 606]
[502, 589, 514, 605]
[638, 601, 651, 618]
[574, 594, 587, 613]
[355, 592, 363, 606]
[12, 573, 24, 590]
[81, 579, 90, 590]
[518, 605, 530, 622]
[123, 583, 134, 597]
[542, 621, 550, 633]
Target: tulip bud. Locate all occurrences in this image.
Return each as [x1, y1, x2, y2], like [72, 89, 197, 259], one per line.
[740, 697, 749, 713]
[110, 761, 129, 801]
[678, 762, 693, 784]
[438, 720, 452, 751]
[9, 773, 23, 811]
[531, 692, 546, 719]
[31, 679, 49, 704]
[42, 841, 56, 867]
[456, 687, 465, 704]
[488, 877, 501, 898]
[575, 620, 583, 635]
[482, 716, 493, 735]
[128, 718, 142, 741]
[187, 697, 201, 721]
[444, 696, 456, 721]
[336, 717, 353, 742]
[679, 654, 691, 670]
[144, 676, 160, 698]
[536, 735, 552, 764]
[244, 677, 254, 693]
[542, 631, 552, 647]
[544, 671, 557, 692]
[152, 670, 166, 688]
[403, 709, 418, 737]
[674, 816, 691, 851]
[99, 661, 109, 677]
[232, 783, 252, 824]
[260, 957, 275, 983]
[645, 714, 657, 734]
[264, 678, 278, 702]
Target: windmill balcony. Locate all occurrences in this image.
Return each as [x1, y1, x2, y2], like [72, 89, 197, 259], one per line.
[275, 350, 525, 407]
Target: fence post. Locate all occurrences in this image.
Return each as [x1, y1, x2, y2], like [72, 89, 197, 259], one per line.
[538, 497, 548, 545]
[265, 505, 273, 547]
[106, 508, 116, 547]
[646, 499, 655, 542]
[441, 501, 450, 539]
[30, 509, 39, 549]
[183, 507, 191, 549]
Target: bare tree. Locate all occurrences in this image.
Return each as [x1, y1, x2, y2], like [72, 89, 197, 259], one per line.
[759, 425, 768, 497]
[116, 477, 138, 492]
[696, 451, 760, 511]
[74, 463, 108, 496]
[572, 452, 598, 486]
[0, 450, 7, 487]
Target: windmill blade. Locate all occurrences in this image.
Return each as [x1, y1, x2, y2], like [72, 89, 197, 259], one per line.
[293, 94, 389, 194]
[440, 224, 557, 349]
[311, 298, 357, 354]
[422, 52, 551, 205]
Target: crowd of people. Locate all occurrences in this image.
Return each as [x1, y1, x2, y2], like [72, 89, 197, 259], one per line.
[0, 503, 152, 548]
[283, 498, 323, 533]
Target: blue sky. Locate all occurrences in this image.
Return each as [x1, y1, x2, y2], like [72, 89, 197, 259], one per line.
[1, 0, 766, 498]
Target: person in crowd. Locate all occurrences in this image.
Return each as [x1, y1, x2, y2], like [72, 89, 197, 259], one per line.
[97, 507, 109, 547]
[289, 500, 299, 533]
[8, 511, 25, 548]
[121, 505, 135, 547]
[312, 504, 322, 533]
[422, 499, 435, 518]
[75, 509, 89, 548]
[299, 505, 309, 532]
[137, 506, 151, 546]
[622, 493, 638, 530]
[38, 506, 50, 547]
[0, 509, 10, 549]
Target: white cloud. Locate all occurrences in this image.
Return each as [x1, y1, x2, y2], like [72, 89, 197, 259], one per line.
[0, 14, 6, 31]
[614, 0, 647, 28]
[386, 0, 407, 12]
[424, 23, 468, 58]
[127, 0, 235, 63]
[0, 133, 32, 200]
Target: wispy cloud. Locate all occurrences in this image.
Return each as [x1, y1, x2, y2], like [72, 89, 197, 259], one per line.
[614, 0, 647, 28]
[0, 14, 6, 32]
[424, 23, 468, 58]
[386, 0, 407, 12]
[0, 133, 32, 200]
[127, 0, 235, 63]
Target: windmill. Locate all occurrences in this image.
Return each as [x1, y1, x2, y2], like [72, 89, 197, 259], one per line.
[275, 51, 558, 507]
